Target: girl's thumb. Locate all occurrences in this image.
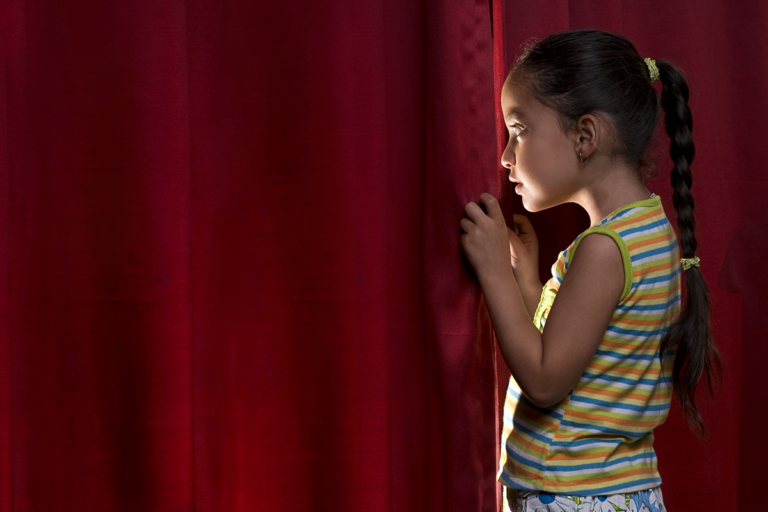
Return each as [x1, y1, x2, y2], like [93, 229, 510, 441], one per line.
[507, 227, 525, 252]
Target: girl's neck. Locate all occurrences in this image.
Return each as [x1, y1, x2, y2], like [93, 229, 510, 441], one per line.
[575, 165, 652, 227]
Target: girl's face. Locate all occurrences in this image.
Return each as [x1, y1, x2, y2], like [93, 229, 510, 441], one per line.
[500, 77, 581, 212]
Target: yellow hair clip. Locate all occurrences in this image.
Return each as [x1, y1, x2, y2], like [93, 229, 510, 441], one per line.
[644, 57, 660, 83]
[681, 256, 700, 271]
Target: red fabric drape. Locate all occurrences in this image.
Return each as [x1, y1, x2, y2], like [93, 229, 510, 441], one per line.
[1, 0, 499, 511]
[1, 1, 766, 511]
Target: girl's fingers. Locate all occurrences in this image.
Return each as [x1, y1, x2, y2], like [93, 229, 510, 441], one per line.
[512, 214, 539, 250]
[479, 193, 503, 221]
[460, 217, 474, 233]
[507, 227, 525, 250]
[512, 214, 536, 236]
[464, 201, 485, 222]
[507, 226, 518, 244]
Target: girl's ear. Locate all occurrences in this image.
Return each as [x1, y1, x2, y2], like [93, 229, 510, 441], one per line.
[574, 114, 601, 159]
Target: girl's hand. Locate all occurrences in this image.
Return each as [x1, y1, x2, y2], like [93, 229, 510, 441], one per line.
[460, 193, 512, 280]
[507, 215, 543, 318]
[507, 214, 541, 289]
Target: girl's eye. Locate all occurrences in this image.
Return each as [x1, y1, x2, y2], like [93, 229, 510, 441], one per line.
[509, 123, 524, 137]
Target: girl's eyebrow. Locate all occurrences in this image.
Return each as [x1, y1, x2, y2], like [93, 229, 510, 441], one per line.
[504, 109, 527, 122]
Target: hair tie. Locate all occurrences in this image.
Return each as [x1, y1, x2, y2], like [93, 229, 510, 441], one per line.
[681, 256, 700, 271]
[644, 57, 660, 83]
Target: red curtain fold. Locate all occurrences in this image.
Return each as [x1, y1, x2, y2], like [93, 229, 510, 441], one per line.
[1, 1, 766, 511]
[1, 0, 499, 510]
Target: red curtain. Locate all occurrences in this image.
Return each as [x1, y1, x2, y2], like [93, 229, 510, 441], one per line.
[1, 0, 499, 511]
[1, 1, 765, 512]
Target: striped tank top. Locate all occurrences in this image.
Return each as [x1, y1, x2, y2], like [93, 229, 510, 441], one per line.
[498, 195, 681, 495]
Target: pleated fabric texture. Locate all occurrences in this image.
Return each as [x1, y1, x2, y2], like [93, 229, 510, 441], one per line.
[0, 1, 766, 511]
[0, 0, 498, 511]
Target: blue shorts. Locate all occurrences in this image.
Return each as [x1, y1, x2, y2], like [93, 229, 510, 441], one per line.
[503, 486, 666, 512]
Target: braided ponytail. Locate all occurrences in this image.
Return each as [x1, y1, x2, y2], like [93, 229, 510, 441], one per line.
[657, 60, 721, 438]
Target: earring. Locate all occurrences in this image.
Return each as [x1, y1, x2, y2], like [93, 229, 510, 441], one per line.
[579, 152, 588, 165]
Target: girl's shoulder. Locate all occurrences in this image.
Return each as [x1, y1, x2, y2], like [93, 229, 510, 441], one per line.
[570, 195, 671, 260]
[557, 196, 675, 299]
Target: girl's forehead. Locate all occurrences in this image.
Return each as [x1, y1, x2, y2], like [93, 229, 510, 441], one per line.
[501, 82, 542, 120]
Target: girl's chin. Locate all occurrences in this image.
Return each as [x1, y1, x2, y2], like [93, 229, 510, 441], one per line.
[520, 196, 545, 213]
[516, 186, 549, 212]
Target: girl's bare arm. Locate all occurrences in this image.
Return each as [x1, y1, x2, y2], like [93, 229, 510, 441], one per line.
[461, 193, 624, 407]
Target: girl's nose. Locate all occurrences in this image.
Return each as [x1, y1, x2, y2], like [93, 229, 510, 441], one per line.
[501, 146, 515, 169]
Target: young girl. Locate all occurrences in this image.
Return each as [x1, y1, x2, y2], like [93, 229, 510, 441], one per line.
[459, 30, 719, 512]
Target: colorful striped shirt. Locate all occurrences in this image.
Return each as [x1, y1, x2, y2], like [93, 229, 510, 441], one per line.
[498, 195, 681, 495]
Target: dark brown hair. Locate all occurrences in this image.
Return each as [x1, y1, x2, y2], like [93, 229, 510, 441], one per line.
[512, 29, 720, 437]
